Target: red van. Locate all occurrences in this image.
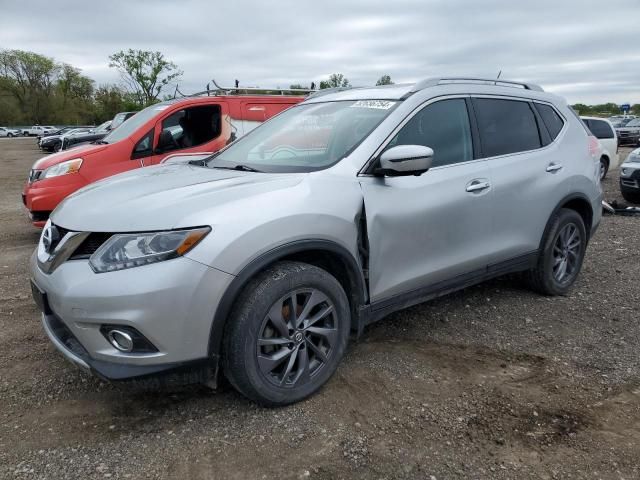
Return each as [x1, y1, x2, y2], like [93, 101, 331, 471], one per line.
[22, 92, 306, 226]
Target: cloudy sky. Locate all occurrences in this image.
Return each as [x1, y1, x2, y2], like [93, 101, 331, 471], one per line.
[1, 0, 638, 104]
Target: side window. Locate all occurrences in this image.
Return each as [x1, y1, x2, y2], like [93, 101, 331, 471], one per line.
[386, 98, 473, 167]
[159, 105, 221, 152]
[588, 119, 614, 139]
[534, 103, 565, 140]
[132, 129, 154, 159]
[473, 98, 542, 157]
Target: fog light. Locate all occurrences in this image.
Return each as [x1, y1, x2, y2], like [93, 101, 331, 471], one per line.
[107, 330, 134, 352]
[622, 168, 628, 175]
[99, 325, 158, 353]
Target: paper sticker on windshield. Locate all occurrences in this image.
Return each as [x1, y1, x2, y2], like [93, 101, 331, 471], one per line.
[351, 100, 394, 110]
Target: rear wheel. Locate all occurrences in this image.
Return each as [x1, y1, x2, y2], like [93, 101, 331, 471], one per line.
[526, 208, 587, 296]
[223, 261, 350, 406]
[599, 157, 609, 180]
[7, 133, 13, 138]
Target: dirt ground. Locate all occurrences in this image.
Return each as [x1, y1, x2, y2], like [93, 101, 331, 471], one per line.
[1, 138, 639, 480]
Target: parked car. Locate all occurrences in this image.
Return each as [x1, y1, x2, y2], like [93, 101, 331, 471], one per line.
[581, 116, 619, 179]
[39, 128, 93, 152]
[23, 125, 57, 137]
[0, 127, 21, 137]
[61, 112, 135, 150]
[23, 93, 306, 226]
[619, 148, 640, 203]
[29, 77, 602, 405]
[615, 118, 640, 146]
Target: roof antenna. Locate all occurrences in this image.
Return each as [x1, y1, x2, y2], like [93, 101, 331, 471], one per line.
[495, 70, 502, 85]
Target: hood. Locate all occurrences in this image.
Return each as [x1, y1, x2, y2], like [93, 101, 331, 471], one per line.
[31, 143, 109, 169]
[51, 164, 305, 232]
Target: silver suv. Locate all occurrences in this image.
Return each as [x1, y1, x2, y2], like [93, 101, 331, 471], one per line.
[30, 77, 602, 405]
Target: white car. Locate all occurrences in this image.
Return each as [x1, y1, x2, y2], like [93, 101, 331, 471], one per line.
[581, 116, 619, 179]
[0, 127, 21, 137]
[23, 125, 56, 137]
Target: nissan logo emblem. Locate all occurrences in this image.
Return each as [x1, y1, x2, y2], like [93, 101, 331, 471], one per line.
[42, 225, 60, 254]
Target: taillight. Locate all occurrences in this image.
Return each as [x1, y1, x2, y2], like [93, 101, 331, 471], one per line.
[588, 136, 599, 157]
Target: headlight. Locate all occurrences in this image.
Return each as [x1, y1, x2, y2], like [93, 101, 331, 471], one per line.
[89, 227, 210, 273]
[42, 158, 83, 179]
[628, 154, 640, 163]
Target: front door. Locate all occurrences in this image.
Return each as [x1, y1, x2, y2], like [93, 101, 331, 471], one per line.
[144, 102, 229, 166]
[360, 97, 495, 304]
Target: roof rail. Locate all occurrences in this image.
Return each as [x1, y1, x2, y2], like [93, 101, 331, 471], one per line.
[411, 77, 544, 93]
[306, 86, 357, 99]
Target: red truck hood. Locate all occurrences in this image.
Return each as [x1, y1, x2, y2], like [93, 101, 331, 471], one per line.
[31, 143, 110, 170]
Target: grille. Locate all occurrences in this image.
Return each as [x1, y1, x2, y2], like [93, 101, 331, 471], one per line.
[70, 232, 113, 259]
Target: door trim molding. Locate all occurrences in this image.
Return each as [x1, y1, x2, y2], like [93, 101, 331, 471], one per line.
[365, 250, 538, 325]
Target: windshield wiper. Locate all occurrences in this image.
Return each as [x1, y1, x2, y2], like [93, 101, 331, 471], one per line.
[213, 164, 262, 173]
[93, 140, 109, 145]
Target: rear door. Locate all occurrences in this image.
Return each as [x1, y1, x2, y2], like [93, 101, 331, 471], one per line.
[473, 97, 569, 265]
[361, 97, 495, 303]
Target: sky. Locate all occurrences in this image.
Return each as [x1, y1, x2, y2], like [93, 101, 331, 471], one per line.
[1, 0, 638, 105]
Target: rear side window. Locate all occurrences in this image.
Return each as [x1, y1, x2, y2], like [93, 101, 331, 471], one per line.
[386, 98, 473, 167]
[586, 119, 614, 139]
[534, 103, 565, 140]
[472, 98, 541, 157]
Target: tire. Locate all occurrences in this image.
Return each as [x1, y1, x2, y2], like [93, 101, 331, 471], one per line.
[53, 141, 62, 152]
[526, 208, 587, 296]
[621, 186, 640, 204]
[7, 133, 13, 138]
[599, 157, 609, 180]
[223, 261, 350, 406]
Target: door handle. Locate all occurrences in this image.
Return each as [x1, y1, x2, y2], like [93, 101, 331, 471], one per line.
[465, 180, 491, 193]
[546, 163, 563, 173]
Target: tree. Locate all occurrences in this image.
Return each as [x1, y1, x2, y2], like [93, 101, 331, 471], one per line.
[376, 75, 394, 86]
[108, 49, 182, 107]
[0, 49, 59, 122]
[319, 73, 350, 89]
[289, 83, 305, 90]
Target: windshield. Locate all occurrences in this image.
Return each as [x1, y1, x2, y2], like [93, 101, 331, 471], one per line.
[95, 120, 111, 132]
[102, 106, 159, 143]
[208, 100, 397, 173]
[625, 119, 640, 127]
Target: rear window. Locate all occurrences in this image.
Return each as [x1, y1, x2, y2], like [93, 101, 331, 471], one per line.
[585, 119, 614, 139]
[472, 98, 541, 157]
[534, 103, 565, 140]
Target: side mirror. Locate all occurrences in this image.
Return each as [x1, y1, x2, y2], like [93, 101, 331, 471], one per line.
[376, 145, 433, 176]
[155, 130, 174, 153]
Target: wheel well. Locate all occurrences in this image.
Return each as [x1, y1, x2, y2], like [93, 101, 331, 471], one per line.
[560, 197, 593, 238]
[600, 154, 609, 165]
[208, 241, 367, 359]
[279, 249, 363, 331]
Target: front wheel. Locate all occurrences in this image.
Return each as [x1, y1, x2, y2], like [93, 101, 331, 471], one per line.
[7, 133, 13, 138]
[621, 186, 640, 204]
[526, 208, 587, 296]
[53, 141, 62, 152]
[223, 261, 350, 406]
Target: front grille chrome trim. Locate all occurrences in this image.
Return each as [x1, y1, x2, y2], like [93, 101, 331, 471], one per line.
[37, 228, 91, 274]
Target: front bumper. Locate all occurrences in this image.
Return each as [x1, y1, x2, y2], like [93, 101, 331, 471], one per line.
[30, 250, 235, 381]
[620, 162, 640, 191]
[22, 177, 88, 226]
